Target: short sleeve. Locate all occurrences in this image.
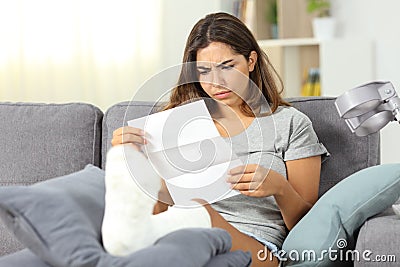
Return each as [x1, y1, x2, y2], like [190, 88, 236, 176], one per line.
[283, 113, 329, 162]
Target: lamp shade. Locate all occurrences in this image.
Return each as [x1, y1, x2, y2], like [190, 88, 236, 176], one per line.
[335, 81, 400, 136]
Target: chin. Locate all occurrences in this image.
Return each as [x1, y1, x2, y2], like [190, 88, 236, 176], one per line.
[214, 98, 241, 109]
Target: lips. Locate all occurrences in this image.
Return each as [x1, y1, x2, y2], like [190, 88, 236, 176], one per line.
[214, 90, 232, 99]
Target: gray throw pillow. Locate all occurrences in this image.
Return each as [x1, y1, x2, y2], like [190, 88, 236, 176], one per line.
[0, 165, 251, 267]
[0, 249, 50, 267]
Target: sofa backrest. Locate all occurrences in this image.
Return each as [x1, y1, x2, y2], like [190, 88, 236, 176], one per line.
[102, 97, 380, 196]
[0, 102, 103, 255]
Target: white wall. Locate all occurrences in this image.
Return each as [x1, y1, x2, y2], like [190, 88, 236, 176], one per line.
[332, 0, 400, 164]
[0, 0, 232, 109]
[131, 0, 228, 102]
[159, 0, 225, 69]
[0, 0, 164, 111]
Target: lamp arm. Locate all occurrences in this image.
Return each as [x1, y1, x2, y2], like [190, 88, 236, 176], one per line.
[394, 110, 400, 122]
[388, 96, 400, 122]
[336, 81, 400, 136]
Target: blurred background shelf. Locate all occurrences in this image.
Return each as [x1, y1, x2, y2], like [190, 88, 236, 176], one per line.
[258, 38, 374, 97]
[228, 0, 375, 97]
[258, 38, 320, 47]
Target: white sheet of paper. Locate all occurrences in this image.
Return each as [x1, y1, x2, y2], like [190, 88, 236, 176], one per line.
[128, 100, 241, 205]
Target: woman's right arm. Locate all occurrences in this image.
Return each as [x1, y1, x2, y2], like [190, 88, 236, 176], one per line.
[111, 126, 174, 214]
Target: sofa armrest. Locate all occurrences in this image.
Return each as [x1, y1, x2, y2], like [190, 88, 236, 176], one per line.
[355, 207, 400, 266]
[0, 102, 103, 256]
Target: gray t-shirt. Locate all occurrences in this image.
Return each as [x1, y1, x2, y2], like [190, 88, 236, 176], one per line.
[211, 106, 329, 248]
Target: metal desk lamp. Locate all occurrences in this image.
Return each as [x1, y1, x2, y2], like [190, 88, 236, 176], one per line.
[335, 81, 400, 136]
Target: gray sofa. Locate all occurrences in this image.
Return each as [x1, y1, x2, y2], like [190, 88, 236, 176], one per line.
[0, 97, 398, 266]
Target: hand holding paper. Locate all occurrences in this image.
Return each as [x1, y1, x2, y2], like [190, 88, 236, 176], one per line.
[128, 100, 241, 206]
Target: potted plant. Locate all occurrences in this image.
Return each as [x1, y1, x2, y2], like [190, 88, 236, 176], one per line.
[266, 0, 278, 39]
[306, 0, 336, 40]
[307, 0, 330, 17]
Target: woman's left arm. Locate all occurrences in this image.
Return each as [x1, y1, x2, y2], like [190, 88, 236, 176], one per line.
[275, 155, 321, 230]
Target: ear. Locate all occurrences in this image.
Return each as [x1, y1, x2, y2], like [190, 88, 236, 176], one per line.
[248, 51, 258, 72]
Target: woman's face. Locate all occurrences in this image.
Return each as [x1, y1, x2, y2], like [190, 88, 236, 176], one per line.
[196, 42, 257, 110]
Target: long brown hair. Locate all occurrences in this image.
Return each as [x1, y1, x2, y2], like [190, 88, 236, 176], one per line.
[163, 12, 289, 115]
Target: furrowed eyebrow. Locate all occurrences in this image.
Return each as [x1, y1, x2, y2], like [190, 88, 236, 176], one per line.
[196, 59, 234, 70]
[216, 59, 234, 68]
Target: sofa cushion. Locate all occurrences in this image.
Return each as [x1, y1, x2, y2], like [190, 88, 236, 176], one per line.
[0, 241, 251, 267]
[0, 102, 103, 185]
[0, 102, 103, 255]
[0, 165, 106, 266]
[354, 212, 400, 267]
[281, 163, 400, 266]
[0, 164, 251, 267]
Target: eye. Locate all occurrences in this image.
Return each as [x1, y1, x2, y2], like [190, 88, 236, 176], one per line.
[197, 69, 210, 76]
[221, 64, 234, 70]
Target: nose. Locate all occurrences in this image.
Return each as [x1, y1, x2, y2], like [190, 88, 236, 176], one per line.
[211, 69, 225, 88]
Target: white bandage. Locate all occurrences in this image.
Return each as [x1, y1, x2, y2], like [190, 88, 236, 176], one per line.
[101, 145, 211, 256]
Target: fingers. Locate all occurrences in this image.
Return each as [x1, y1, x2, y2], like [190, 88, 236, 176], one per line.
[226, 173, 253, 184]
[227, 173, 258, 192]
[227, 164, 260, 184]
[229, 164, 258, 175]
[111, 133, 146, 146]
[111, 126, 146, 147]
[227, 164, 269, 197]
[113, 126, 144, 137]
[229, 179, 266, 197]
[230, 181, 258, 191]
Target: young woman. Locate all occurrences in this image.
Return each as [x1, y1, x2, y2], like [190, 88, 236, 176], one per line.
[103, 12, 328, 267]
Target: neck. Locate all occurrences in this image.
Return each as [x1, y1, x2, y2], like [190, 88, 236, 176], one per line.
[212, 102, 246, 119]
